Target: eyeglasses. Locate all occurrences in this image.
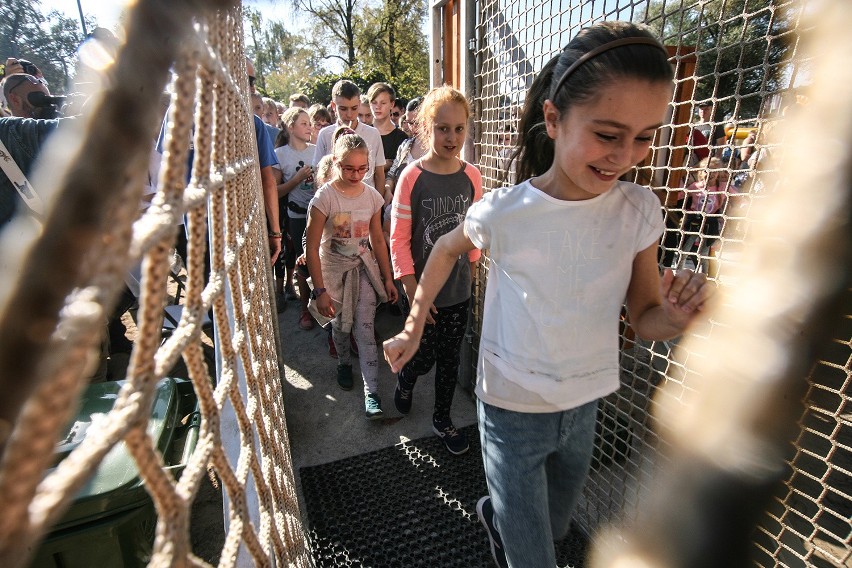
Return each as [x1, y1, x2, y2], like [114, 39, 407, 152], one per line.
[390, 111, 401, 119]
[340, 165, 369, 174]
[401, 119, 416, 126]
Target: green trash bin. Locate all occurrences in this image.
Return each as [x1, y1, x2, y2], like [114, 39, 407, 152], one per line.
[29, 378, 200, 568]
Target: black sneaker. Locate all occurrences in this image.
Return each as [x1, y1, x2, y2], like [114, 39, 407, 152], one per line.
[394, 375, 414, 415]
[337, 364, 353, 390]
[432, 416, 469, 455]
[476, 496, 509, 568]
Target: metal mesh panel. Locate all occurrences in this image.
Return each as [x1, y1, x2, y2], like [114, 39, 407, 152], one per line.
[471, 0, 850, 565]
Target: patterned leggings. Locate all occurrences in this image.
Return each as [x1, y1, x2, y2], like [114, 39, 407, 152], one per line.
[399, 299, 469, 420]
[332, 269, 379, 395]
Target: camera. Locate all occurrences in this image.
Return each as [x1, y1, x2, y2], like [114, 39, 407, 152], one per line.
[27, 91, 65, 119]
[26, 91, 86, 119]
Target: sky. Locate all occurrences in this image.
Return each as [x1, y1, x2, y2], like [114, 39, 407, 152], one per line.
[39, 0, 294, 33]
[39, 0, 126, 31]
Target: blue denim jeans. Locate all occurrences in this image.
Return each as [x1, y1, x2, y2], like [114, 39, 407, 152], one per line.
[477, 398, 598, 567]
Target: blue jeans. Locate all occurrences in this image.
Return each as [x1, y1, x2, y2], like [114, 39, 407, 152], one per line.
[477, 399, 598, 567]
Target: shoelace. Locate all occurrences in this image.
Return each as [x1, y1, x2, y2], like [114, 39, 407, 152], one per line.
[437, 424, 459, 438]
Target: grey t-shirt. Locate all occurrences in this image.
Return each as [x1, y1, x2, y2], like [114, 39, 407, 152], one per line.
[391, 161, 482, 307]
[274, 144, 315, 218]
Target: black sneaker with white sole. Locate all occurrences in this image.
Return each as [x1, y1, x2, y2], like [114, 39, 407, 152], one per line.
[432, 416, 469, 455]
[394, 374, 415, 415]
[476, 496, 509, 568]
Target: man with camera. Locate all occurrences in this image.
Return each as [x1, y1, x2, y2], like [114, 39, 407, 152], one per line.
[1, 58, 64, 120]
[0, 58, 65, 228]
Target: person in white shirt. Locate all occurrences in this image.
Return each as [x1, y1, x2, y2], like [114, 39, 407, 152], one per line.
[383, 21, 715, 568]
[313, 80, 385, 196]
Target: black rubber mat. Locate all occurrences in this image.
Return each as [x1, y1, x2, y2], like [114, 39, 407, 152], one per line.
[300, 425, 588, 567]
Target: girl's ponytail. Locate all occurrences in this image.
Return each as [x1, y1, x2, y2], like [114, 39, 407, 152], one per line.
[509, 54, 560, 184]
[331, 127, 368, 163]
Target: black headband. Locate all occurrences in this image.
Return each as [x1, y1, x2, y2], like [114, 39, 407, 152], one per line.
[551, 37, 669, 98]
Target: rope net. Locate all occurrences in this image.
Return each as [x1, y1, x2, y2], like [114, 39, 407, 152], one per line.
[0, 1, 310, 566]
[470, 0, 851, 566]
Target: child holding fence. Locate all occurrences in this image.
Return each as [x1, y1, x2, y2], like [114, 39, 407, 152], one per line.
[307, 129, 398, 419]
[383, 21, 713, 567]
[389, 85, 483, 455]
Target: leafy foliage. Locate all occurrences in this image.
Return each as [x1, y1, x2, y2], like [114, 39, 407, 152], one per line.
[245, 8, 323, 101]
[641, 0, 797, 118]
[357, 0, 429, 96]
[290, 0, 362, 69]
[247, 0, 428, 106]
[0, 0, 94, 94]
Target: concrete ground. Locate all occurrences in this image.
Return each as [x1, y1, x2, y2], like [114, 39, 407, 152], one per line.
[275, 297, 479, 507]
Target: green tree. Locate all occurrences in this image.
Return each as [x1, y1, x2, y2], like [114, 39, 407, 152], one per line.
[1, 0, 94, 93]
[640, 0, 795, 118]
[243, 0, 428, 103]
[244, 8, 324, 101]
[358, 0, 428, 97]
[299, 67, 391, 106]
[290, 0, 362, 69]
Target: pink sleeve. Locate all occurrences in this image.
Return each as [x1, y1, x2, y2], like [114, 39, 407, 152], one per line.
[466, 164, 484, 263]
[390, 167, 419, 279]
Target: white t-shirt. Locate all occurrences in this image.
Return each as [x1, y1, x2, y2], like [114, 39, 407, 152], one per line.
[312, 121, 386, 184]
[274, 143, 316, 218]
[464, 180, 664, 413]
[311, 182, 384, 260]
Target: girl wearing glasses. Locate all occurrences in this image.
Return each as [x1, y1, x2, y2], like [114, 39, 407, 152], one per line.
[306, 128, 398, 419]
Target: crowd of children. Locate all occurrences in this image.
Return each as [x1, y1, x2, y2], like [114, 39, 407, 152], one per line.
[256, 22, 718, 565]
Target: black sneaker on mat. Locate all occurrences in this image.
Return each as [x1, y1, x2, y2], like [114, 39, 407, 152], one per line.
[432, 416, 469, 455]
[476, 496, 509, 568]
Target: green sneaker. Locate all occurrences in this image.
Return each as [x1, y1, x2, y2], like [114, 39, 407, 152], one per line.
[337, 364, 353, 390]
[365, 392, 383, 420]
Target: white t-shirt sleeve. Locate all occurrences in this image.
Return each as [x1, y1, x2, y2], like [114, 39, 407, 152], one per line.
[313, 128, 331, 166]
[373, 134, 386, 169]
[273, 147, 286, 172]
[464, 192, 495, 250]
[631, 185, 666, 253]
[311, 184, 332, 217]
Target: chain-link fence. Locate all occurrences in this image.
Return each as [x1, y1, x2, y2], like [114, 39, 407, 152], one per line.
[470, 0, 850, 566]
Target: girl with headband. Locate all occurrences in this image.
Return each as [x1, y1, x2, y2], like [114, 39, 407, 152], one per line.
[383, 21, 714, 566]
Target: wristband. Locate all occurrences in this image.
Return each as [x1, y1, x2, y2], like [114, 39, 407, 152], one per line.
[310, 287, 327, 300]
[268, 231, 283, 238]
